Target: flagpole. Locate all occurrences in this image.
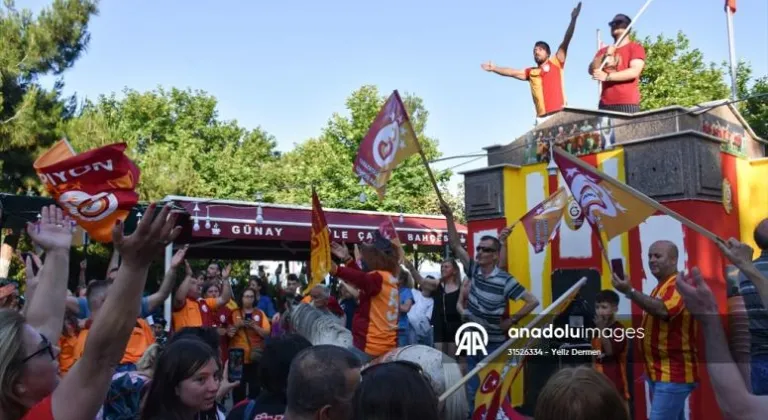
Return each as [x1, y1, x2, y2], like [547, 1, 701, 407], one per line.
[597, 29, 603, 96]
[725, 4, 738, 100]
[599, 0, 655, 71]
[438, 277, 587, 402]
[553, 148, 722, 244]
[415, 140, 447, 205]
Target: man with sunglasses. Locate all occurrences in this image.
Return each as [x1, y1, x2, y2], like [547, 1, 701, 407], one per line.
[589, 13, 646, 113]
[440, 202, 539, 415]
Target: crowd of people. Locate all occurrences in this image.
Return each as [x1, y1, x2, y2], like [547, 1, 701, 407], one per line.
[2, 202, 768, 420]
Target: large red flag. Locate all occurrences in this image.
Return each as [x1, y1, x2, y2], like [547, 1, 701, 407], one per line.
[34, 141, 140, 243]
[519, 187, 568, 254]
[306, 188, 331, 294]
[354, 90, 420, 199]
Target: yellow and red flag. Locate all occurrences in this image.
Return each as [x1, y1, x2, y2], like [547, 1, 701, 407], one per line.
[34, 140, 140, 243]
[472, 277, 587, 420]
[353, 90, 420, 199]
[519, 187, 568, 254]
[553, 147, 656, 241]
[306, 188, 331, 294]
[726, 0, 736, 13]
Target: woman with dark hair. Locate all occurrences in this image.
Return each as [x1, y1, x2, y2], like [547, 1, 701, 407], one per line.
[228, 288, 270, 403]
[403, 258, 462, 356]
[353, 361, 440, 420]
[140, 338, 223, 420]
[226, 333, 312, 419]
[202, 282, 233, 363]
[535, 366, 629, 420]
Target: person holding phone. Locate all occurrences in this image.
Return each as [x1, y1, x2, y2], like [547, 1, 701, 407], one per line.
[228, 288, 271, 403]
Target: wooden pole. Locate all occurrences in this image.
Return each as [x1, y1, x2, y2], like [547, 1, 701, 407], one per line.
[439, 276, 588, 402]
[553, 147, 722, 244]
[598, 0, 655, 71]
[416, 139, 446, 206]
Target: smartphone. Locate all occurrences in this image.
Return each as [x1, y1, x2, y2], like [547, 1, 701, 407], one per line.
[610, 258, 625, 280]
[228, 349, 244, 382]
[244, 312, 253, 321]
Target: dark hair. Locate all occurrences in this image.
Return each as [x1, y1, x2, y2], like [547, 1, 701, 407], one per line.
[479, 235, 502, 251]
[238, 287, 258, 309]
[534, 41, 551, 56]
[755, 221, 768, 250]
[286, 274, 299, 282]
[259, 334, 312, 395]
[200, 281, 220, 297]
[86, 279, 110, 311]
[140, 338, 221, 420]
[169, 327, 220, 355]
[595, 290, 620, 306]
[286, 345, 362, 416]
[354, 363, 439, 420]
[535, 366, 629, 420]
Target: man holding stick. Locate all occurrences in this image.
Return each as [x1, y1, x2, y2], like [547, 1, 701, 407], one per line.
[589, 13, 647, 113]
[481, 2, 582, 125]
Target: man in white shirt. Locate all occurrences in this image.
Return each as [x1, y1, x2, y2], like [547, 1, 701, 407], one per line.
[408, 284, 435, 346]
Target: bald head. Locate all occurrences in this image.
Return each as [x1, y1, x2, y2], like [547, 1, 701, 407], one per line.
[754, 219, 768, 251]
[648, 240, 679, 281]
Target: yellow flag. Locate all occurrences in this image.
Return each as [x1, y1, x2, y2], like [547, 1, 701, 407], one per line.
[306, 188, 331, 294]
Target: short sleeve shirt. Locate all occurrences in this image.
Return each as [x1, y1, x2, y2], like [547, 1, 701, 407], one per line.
[464, 261, 526, 344]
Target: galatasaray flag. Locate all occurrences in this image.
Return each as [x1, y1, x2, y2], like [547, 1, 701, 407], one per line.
[34, 141, 140, 243]
[353, 90, 420, 199]
[726, 0, 736, 13]
[520, 187, 568, 254]
[306, 188, 331, 294]
[553, 148, 656, 241]
[472, 277, 587, 420]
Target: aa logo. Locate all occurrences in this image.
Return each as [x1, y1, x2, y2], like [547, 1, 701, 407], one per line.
[455, 322, 488, 357]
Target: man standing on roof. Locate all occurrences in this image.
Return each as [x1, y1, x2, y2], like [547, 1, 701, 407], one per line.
[481, 2, 581, 125]
[589, 13, 647, 113]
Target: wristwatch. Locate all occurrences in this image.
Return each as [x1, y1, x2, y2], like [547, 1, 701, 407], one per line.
[624, 288, 634, 299]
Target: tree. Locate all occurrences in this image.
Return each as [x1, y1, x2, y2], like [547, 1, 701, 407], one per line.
[0, 0, 98, 193]
[639, 32, 731, 110]
[270, 85, 455, 215]
[742, 76, 768, 140]
[62, 87, 280, 201]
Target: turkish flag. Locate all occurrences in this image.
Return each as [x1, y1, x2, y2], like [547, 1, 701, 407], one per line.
[34, 141, 140, 243]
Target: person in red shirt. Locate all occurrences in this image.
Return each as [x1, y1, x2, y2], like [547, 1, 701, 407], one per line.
[329, 232, 401, 362]
[481, 2, 581, 124]
[589, 13, 647, 113]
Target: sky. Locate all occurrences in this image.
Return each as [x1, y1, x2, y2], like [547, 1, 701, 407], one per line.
[19, 0, 768, 193]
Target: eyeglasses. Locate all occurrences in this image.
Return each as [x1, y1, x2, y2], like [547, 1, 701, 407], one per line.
[476, 246, 498, 253]
[609, 20, 628, 27]
[362, 360, 424, 377]
[20, 333, 56, 364]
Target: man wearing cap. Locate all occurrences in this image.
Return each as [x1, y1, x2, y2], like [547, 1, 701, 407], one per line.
[589, 13, 647, 113]
[481, 2, 582, 125]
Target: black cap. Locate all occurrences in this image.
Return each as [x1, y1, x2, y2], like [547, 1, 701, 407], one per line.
[609, 14, 631, 26]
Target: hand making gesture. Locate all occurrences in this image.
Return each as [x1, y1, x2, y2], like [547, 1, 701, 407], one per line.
[113, 202, 182, 268]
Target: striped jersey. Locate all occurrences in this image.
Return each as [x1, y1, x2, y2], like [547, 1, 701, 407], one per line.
[465, 261, 526, 344]
[640, 274, 699, 383]
[525, 57, 566, 117]
[738, 250, 768, 356]
[335, 262, 398, 357]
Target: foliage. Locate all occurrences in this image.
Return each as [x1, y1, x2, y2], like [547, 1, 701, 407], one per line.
[742, 75, 768, 140]
[639, 32, 731, 110]
[0, 0, 98, 193]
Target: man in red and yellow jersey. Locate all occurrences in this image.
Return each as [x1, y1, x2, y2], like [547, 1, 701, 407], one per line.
[481, 2, 581, 124]
[329, 232, 400, 362]
[612, 240, 699, 420]
[172, 261, 233, 331]
[71, 280, 156, 372]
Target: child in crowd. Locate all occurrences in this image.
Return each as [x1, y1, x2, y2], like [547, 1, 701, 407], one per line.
[592, 290, 630, 405]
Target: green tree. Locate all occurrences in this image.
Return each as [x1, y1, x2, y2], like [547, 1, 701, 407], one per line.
[270, 85, 454, 215]
[62, 87, 280, 201]
[639, 31, 731, 109]
[742, 76, 768, 140]
[0, 0, 98, 193]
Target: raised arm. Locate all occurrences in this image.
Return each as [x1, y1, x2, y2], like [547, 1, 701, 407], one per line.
[52, 203, 181, 420]
[403, 258, 439, 292]
[146, 245, 188, 313]
[556, 1, 581, 63]
[216, 263, 234, 308]
[439, 202, 470, 269]
[719, 238, 768, 308]
[498, 226, 513, 272]
[23, 205, 73, 344]
[481, 61, 527, 81]
[173, 260, 194, 309]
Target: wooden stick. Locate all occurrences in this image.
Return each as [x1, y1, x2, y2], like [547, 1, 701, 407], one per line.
[438, 276, 588, 402]
[553, 148, 722, 244]
[598, 0, 655, 71]
[416, 140, 447, 206]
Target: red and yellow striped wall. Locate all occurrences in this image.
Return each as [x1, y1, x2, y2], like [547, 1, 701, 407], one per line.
[466, 147, 768, 420]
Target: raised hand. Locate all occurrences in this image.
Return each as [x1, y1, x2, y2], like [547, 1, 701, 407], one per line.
[113, 202, 182, 268]
[717, 237, 754, 267]
[26, 205, 74, 252]
[171, 245, 189, 268]
[571, 1, 581, 19]
[676, 267, 718, 317]
[481, 61, 495, 72]
[222, 263, 232, 280]
[331, 242, 351, 261]
[499, 226, 513, 243]
[611, 273, 631, 294]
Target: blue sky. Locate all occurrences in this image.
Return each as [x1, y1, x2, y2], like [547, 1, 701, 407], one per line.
[22, 0, 768, 191]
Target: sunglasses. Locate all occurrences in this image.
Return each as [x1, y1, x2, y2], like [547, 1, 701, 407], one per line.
[20, 333, 56, 364]
[476, 246, 498, 253]
[609, 20, 629, 27]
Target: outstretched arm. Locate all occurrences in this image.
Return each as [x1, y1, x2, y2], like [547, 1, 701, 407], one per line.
[481, 61, 527, 80]
[146, 245, 188, 313]
[556, 1, 581, 63]
[439, 201, 470, 269]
